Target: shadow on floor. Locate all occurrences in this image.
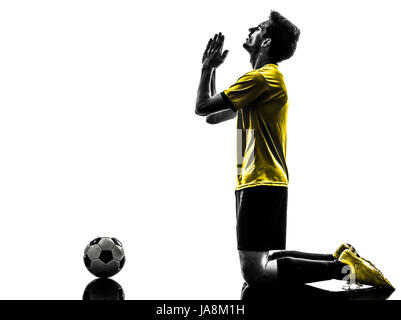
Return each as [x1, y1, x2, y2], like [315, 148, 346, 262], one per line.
[241, 282, 394, 301]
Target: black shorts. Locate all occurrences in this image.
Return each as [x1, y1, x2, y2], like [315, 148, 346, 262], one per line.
[235, 186, 288, 252]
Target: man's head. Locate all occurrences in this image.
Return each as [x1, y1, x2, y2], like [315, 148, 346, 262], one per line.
[244, 11, 300, 63]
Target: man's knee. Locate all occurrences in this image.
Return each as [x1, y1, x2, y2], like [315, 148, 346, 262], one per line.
[239, 250, 276, 286]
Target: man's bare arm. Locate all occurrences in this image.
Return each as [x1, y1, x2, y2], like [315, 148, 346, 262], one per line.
[203, 66, 237, 124]
[195, 33, 230, 116]
[195, 67, 230, 116]
[211, 69, 216, 96]
[206, 109, 237, 124]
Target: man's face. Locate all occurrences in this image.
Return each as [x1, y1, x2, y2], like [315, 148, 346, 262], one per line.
[243, 20, 270, 52]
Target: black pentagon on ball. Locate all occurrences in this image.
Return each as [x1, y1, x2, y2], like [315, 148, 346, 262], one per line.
[99, 250, 114, 264]
[97, 271, 112, 278]
[111, 237, 122, 247]
[120, 256, 126, 269]
[84, 255, 91, 268]
[90, 237, 102, 245]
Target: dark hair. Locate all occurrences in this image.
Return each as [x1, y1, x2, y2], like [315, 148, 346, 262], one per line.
[265, 11, 300, 63]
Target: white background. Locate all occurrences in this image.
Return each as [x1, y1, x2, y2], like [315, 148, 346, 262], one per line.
[0, 0, 400, 299]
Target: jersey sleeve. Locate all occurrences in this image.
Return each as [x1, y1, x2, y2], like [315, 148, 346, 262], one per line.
[222, 70, 267, 111]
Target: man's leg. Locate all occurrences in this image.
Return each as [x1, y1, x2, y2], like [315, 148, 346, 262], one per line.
[235, 186, 346, 286]
[268, 250, 335, 261]
[239, 250, 347, 287]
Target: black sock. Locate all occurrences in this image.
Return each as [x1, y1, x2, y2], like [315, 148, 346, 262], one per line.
[269, 250, 335, 261]
[276, 257, 346, 284]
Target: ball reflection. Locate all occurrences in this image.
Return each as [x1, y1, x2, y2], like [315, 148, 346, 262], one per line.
[83, 278, 125, 300]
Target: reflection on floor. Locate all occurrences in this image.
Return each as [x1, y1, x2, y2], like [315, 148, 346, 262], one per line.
[81, 279, 394, 300]
[83, 278, 125, 300]
[241, 281, 394, 301]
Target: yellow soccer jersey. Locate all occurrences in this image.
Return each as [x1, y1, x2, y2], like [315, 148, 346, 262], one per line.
[222, 63, 289, 190]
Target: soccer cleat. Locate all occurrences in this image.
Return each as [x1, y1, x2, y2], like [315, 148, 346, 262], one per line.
[339, 249, 395, 290]
[334, 243, 385, 277]
[333, 243, 357, 259]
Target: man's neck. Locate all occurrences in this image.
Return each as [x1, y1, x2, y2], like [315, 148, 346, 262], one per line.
[250, 52, 275, 70]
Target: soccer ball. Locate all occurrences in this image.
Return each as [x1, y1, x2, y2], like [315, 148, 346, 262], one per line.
[84, 237, 126, 278]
